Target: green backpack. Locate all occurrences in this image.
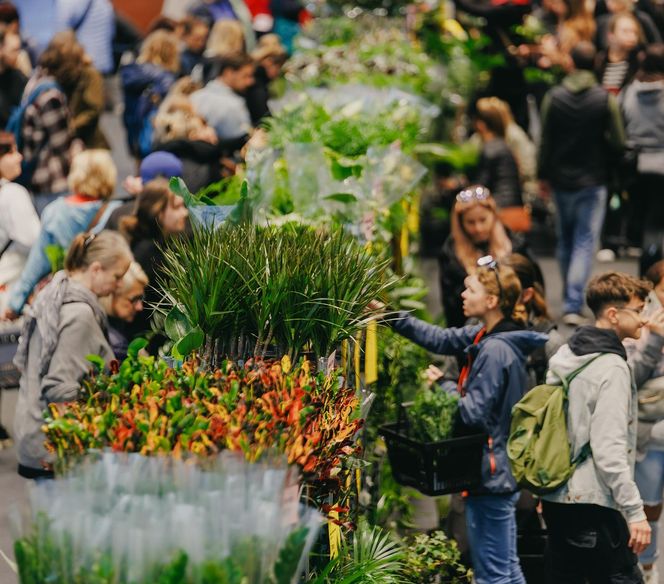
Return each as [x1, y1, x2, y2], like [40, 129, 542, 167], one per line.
[507, 354, 604, 495]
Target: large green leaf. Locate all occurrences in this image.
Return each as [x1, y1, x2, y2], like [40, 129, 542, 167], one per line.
[172, 327, 205, 359]
[170, 177, 199, 208]
[85, 354, 106, 371]
[45, 244, 65, 274]
[324, 193, 358, 205]
[164, 306, 193, 342]
[127, 337, 149, 359]
[229, 180, 252, 225]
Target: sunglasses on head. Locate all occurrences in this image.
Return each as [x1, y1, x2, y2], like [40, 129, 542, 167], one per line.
[477, 255, 503, 301]
[456, 186, 491, 204]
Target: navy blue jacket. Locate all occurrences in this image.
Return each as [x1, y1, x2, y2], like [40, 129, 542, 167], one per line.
[120, 62, 176, 156]
[392, 314, 548, 494]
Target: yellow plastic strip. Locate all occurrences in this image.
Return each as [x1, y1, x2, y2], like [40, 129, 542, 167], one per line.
[408, 192, 420, 234]
[328, 510, 341, 559]
[341, 340, 348, 377]
[364, 320, 378, 385]
[400, 200, 409, 260]
[354, 336, 361, 390]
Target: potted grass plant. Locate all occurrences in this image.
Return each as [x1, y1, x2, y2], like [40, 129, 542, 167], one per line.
[157, 222, 394, 365]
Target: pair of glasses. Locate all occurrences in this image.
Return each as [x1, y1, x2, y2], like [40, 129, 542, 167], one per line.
[126, 295, 144, 305]
[456, 185, 491, 204]
[618, 306, 645, 317]
[477, 255, 503, 301]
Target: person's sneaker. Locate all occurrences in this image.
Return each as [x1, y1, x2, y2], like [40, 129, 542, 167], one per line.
[562, 313, 589, 327]
[641, 564, 658, 584]
[597, 248, 616, 262]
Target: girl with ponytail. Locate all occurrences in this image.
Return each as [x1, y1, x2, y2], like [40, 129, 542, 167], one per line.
[386, 258, 548, 582]
[118, 178, 188, 338]
[13, 230, 132, 479]
[504, 253, 564, 386]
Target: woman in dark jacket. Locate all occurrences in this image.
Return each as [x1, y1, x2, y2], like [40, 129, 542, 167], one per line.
[472, 97, 523, 209]
[439, 185, 535, 328]
[120, 30, 179, 158]
[119, 179, 189, 338]
[245, 34, 287, 125]
[389, 260, 547, 583]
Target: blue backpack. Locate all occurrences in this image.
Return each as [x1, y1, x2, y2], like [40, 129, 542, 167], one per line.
[6, 81, 61, 184]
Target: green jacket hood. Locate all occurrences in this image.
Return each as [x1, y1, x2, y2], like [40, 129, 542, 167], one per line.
[562, 70, 599, 93]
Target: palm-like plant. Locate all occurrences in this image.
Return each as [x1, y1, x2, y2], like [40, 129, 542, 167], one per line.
[311, 519, 406, 584]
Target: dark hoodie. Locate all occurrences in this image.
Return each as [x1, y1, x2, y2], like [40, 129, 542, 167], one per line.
[391, 313, 548, 494]
[539, 70, 625, 190]
[568, 325, 627, 360]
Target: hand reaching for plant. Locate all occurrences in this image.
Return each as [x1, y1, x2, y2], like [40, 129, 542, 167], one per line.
[424, 364, 444, 386]
[367, 299, 385, 312]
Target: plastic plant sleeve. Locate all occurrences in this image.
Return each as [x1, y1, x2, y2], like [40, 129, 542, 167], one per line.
[284, 142, 335, 215]
[13, 451, 322, 584]
[364, 144, 428, 208]
[188, 205, 235, 229]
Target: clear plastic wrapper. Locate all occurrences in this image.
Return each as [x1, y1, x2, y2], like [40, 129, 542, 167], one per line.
[188, 205, 235, 229]
[364, 144, 428, 208]
[13, 452, 321, 584]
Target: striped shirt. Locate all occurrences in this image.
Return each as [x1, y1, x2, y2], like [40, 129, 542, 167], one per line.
[57, 0, 115, 74]
[602, 60, 630, 93]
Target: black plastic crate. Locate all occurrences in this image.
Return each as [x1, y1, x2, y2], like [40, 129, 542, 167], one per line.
[380, 423, 486, 496]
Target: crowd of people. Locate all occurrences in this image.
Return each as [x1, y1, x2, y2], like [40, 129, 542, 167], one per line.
[0, 0, 663, 583]
[0, 0, 304, 472]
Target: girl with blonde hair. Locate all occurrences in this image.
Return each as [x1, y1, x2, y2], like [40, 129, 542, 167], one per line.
[440, 186, 534, 328]
[3, 150, 121, 320]
[205, 19, 246, 59]
[137, 29, 181, 74]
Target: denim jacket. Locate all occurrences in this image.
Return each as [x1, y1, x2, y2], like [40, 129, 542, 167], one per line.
[392, 313, 548, 494]
[7, 196, 120, 314]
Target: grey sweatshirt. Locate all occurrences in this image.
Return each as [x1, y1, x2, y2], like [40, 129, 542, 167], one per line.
[543, 332, 651, 523]
[14, 301, 114, 470]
